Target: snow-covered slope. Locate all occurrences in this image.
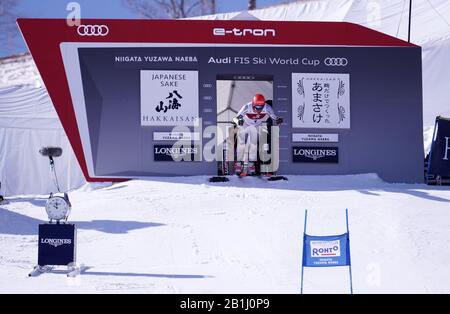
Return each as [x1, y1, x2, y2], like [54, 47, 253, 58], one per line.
[0, 54, 43, 89]
[1, 175, 449, 293]
[0, 55, 86, 196]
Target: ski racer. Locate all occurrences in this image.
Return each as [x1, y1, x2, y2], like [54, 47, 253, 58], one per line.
[232, 94, 283, 176]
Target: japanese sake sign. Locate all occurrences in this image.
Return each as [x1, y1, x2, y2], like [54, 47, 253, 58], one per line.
[141, 70, 199, 126]
[292, 73, 350, 129]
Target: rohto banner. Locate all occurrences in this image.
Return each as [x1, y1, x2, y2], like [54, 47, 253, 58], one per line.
[303, 234, 350, 267]
[301, 209, 353, 294]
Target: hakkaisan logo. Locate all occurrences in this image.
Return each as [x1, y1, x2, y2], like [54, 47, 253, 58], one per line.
[310, 240, 341, 257]
[213, 28, 276, 37]
[141, 70, 199, 126]
[41, 238, 72, 248]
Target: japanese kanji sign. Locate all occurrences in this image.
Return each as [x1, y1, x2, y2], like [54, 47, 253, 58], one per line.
[292, 73, 350, 129]
[141, 70, 199, 126]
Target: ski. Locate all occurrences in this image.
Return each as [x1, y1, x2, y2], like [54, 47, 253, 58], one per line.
[0, 194, 8, 205]
[258, 173, 288, 182]
[67, 263, 87, 278]
[267, 176, 288, 181]
[28, 265, 53, 277]
[28, 264, 87, 278]
[209, 176, 229, 183]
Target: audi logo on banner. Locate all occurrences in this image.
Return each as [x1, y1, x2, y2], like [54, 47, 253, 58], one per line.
[324, 57, 348, 66]
[77, 25, 109, 37]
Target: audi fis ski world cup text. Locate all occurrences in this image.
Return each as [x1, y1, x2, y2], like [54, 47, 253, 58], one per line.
[208, 57, 348, 67]
[114, 53, 347, 68]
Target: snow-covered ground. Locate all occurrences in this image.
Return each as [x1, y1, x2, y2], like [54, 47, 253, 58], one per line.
[1, 174, 449, 294]
[0, 53, 448, 294]
[0, 54, 43, 89]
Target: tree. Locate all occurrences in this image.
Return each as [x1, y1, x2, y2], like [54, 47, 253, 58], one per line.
[0, 0, 18, 37]
[0, 0, 19, 53]
[201, 0, 215, 15]
[122, 0, 216, 19]
[248, 0, 256, 10]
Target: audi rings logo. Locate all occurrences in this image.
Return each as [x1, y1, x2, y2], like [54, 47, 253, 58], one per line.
[77, 25, 109, 37]
[324, 57, 348, 66]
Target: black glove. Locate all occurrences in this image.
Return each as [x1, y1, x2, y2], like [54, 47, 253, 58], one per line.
[238, 116, 244, 126]
[276, 117, 283, 125]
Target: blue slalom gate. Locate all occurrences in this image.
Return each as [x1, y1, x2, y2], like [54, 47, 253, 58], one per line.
[301, 209, 353, 294]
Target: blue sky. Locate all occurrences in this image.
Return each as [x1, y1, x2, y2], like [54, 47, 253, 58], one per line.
[2, 0, 282, 57]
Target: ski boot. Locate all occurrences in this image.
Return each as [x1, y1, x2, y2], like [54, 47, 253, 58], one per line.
[262, 172, 272, 178]
[234, 161, 243, 176]
[239, 162, 249, 177]
[248, 162, 256, 176]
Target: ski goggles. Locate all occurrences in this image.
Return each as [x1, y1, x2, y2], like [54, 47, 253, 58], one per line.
[254, 105, 264, 111]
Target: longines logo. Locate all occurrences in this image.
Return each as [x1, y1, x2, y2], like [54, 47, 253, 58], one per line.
[213, 28, 276, 37]
[154, 145, 200, 162]
[295, 148, 337, 160]
[77, 24, 109, 37]
[155, 147, 198, 156]
[293, 147, 339, 163]
[41, 238, 72, 248]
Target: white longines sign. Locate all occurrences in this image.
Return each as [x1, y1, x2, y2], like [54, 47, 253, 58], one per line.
[292, 73, 350, 129]
[141, 70, 199, 126]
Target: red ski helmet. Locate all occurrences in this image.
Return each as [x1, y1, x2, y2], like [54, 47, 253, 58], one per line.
[252, 94, 266, 112]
